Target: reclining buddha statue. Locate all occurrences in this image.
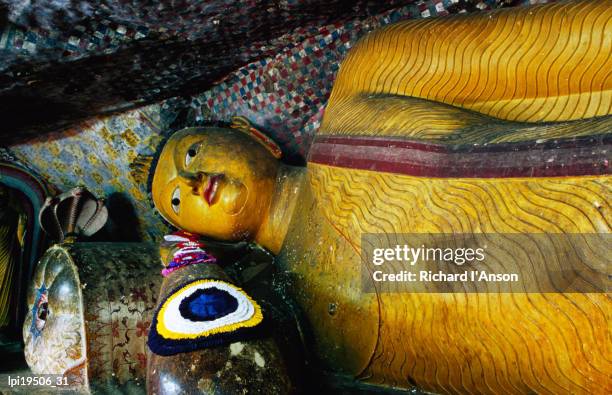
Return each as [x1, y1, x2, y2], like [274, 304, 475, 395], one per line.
[150, 1, 611, 393]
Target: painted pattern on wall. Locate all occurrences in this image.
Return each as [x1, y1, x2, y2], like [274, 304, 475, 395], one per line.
[11, 106, 170, 240]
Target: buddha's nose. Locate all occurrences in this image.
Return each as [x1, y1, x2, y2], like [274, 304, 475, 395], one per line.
[178, 170, 204, 183]
[178, 170, 209, 195]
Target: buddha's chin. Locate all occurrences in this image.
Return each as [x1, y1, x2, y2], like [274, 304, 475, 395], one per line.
[191, 222, 251, 242]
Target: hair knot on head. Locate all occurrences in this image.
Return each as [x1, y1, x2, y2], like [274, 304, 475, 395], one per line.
[230, 116, 282, 159]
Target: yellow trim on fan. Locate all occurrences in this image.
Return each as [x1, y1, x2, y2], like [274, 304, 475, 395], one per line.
[156, 279, 263, 340]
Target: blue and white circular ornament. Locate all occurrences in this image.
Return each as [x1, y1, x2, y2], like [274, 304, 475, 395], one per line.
[148, 279, 263, 356]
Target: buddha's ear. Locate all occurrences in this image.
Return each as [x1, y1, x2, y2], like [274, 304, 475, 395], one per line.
[230, 116, 282, 159]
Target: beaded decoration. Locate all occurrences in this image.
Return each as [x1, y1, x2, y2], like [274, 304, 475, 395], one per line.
[162, 231, 216, 277]
[147, 279, 263, 356]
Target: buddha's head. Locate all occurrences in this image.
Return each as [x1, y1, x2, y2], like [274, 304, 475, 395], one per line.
[151, 124, 281, 241]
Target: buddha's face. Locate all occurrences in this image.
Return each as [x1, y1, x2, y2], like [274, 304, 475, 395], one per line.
[152, 127, 279, 241]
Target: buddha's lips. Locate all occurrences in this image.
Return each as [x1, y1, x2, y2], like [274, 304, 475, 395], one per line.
[203, 175, 222, 205]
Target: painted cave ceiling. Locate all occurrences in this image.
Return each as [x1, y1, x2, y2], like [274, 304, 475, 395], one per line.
[0, 0, 550, 240]
[0, 0, 425, 140]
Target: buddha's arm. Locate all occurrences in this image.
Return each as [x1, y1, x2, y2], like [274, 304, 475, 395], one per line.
[324, 0, 611, 126]
[320, 93, 612, 144]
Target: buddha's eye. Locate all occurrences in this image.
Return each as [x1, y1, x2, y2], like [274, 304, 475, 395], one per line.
[35, 298, 49, 332]
[171, 187, 180, 214]
[185, 144, 199, 167]
[38, 302, 48, 321]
